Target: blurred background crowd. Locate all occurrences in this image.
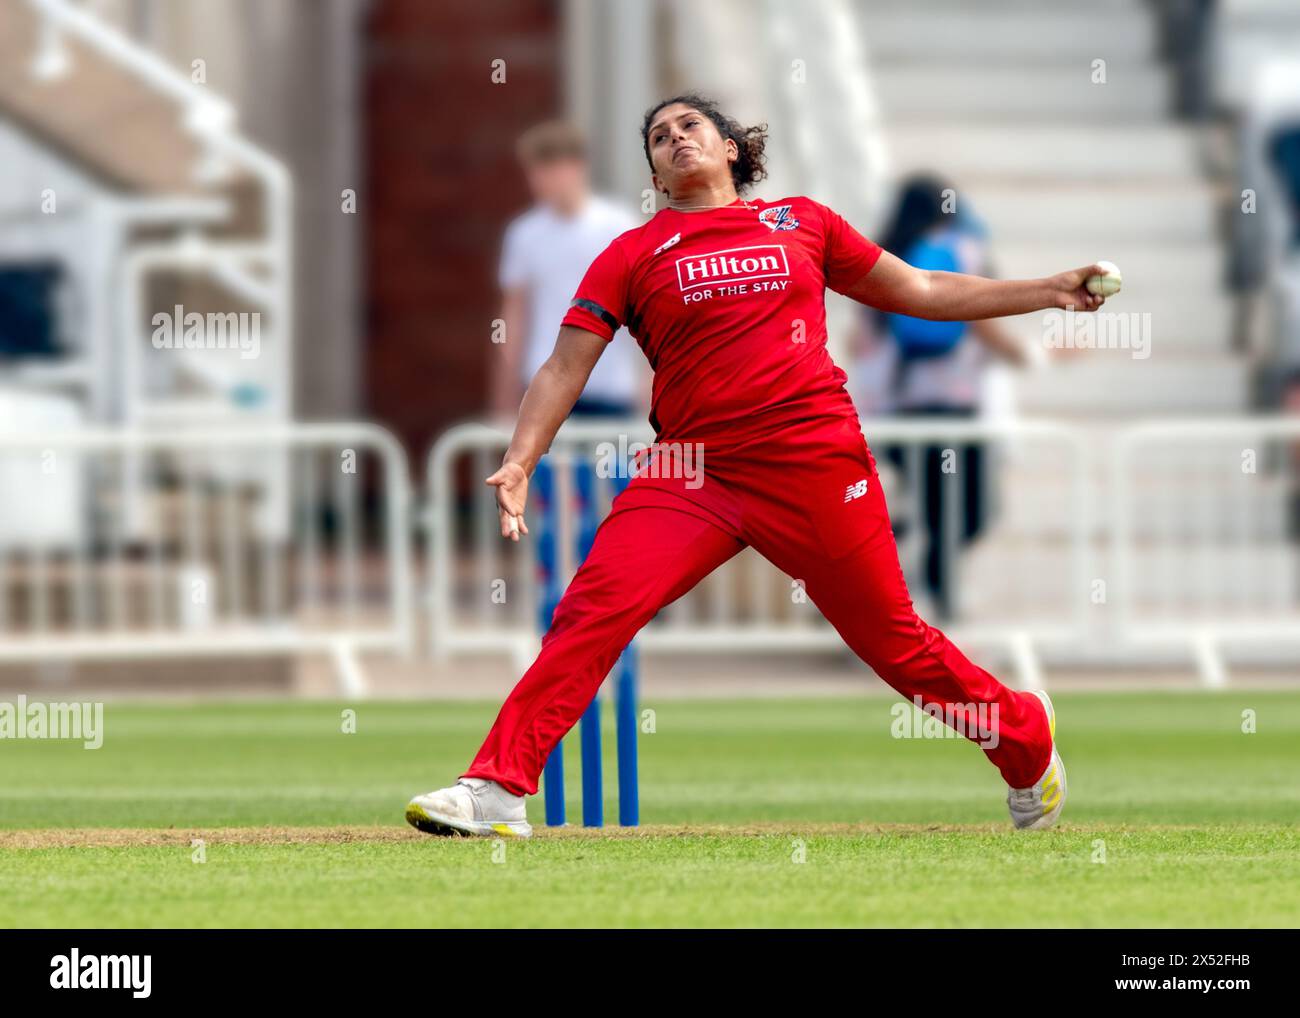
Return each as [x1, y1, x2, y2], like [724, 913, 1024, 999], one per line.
[1, 0, 1299, 695]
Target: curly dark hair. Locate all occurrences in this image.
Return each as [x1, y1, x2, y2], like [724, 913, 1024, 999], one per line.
[641, 93, 768, 196]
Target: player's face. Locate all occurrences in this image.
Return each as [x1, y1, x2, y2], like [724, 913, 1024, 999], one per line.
[647, 103, 737, 196]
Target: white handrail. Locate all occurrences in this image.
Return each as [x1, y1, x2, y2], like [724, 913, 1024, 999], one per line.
[26, 0, 235, 126]
[25, 0, 295, 426]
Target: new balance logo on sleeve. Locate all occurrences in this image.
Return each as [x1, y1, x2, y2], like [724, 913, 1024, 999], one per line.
[843, 478, 869, 502]
[653, 232, 681, 256]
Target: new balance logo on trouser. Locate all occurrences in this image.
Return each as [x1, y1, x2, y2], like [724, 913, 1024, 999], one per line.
[454, 415, 1059, 829]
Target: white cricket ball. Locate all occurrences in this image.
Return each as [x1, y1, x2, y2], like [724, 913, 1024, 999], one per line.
[1086, 260, 1122, 298]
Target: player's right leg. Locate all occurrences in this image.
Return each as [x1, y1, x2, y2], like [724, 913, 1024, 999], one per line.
[407, 496, 744, 837]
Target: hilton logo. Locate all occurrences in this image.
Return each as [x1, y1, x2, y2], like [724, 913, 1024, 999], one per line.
[675, 244, 790, 292]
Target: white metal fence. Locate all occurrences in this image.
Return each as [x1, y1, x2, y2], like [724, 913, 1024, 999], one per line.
[4, 416, 1298, 691]
[0, 424, 413, 694]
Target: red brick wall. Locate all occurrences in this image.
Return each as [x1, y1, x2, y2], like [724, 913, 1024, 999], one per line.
[364, 0, 560, 461]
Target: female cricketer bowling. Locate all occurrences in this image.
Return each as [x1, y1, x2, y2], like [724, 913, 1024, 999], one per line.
[407, 94, 1106, 838]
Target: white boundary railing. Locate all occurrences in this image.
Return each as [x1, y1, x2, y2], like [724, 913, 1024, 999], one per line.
[426, 417, 1093, 688]
[0, 424, 413, 695]
[4, 416, 1298, 691]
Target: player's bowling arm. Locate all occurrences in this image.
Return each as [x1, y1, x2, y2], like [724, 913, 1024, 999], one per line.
[843, 250, 1107, 320]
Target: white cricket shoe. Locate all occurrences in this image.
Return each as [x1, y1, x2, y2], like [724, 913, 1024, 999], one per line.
[405, 778, 532, 838]
[1007, 690, 1067, 831]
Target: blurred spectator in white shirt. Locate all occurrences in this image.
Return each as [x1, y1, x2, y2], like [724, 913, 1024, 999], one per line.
[492, 120, 643, 420]
[856, 174, 1035, 618]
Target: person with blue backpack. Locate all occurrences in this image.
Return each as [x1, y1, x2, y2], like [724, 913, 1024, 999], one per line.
[874, 175, 1043, 619]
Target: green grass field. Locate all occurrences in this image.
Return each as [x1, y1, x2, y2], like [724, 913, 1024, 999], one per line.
[2, 692, 1298, 927]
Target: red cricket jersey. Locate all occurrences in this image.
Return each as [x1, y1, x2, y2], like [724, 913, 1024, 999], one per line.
[560, 195, 882, 450]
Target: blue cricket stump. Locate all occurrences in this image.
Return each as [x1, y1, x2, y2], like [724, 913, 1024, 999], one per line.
[535, 452, 638, 827]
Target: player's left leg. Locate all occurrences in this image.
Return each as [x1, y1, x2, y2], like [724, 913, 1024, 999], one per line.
[802, 524, 1064, 828]
[740, 418, 1063, 828]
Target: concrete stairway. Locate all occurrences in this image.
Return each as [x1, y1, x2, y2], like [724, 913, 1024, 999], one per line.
[859, 0, 1246, 416]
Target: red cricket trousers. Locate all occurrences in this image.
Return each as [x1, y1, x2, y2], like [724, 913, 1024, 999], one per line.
[464, 414, 1051, 794]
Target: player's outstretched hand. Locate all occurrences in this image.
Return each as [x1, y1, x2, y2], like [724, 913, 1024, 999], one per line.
[486, 462, 530, 542]
[1048, 265, 1108, 312]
